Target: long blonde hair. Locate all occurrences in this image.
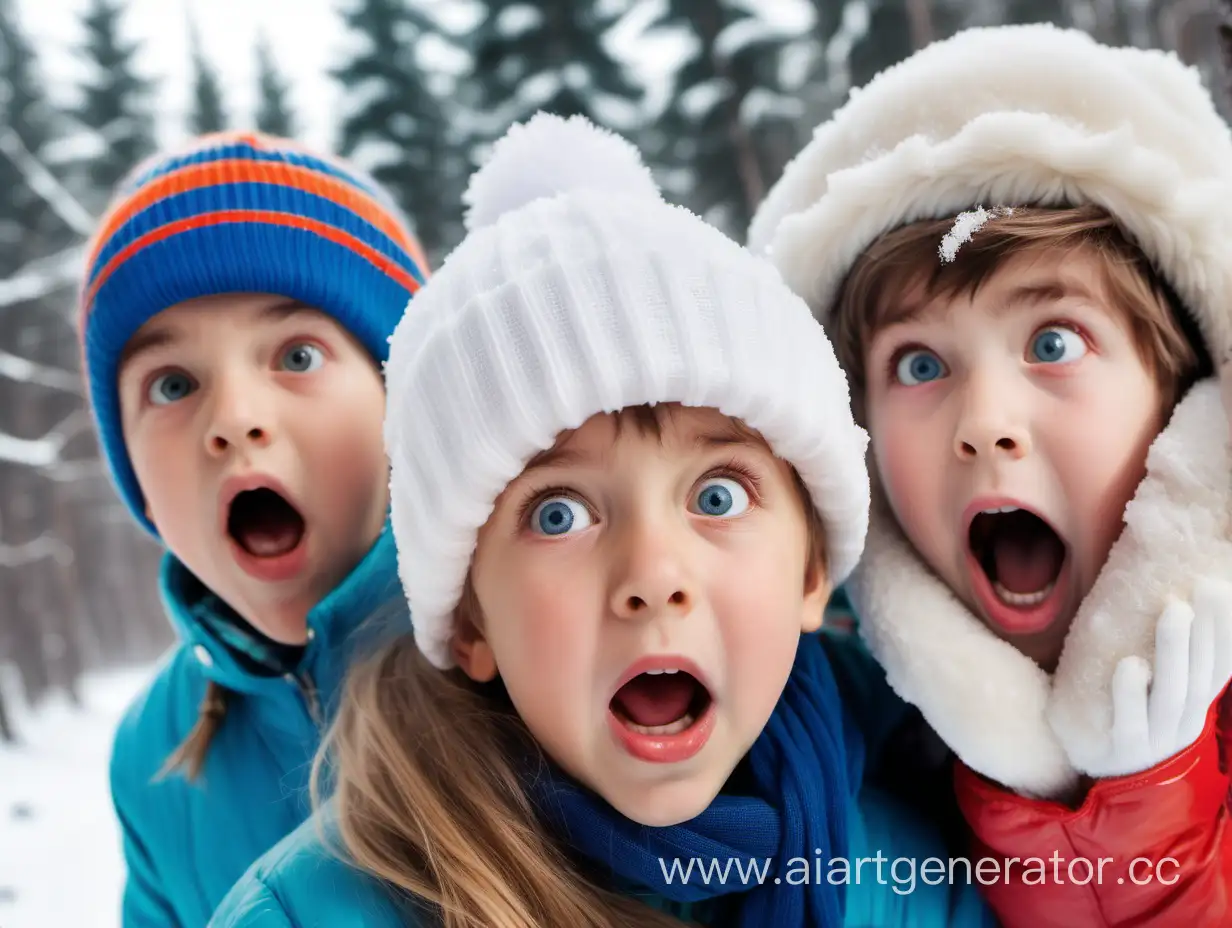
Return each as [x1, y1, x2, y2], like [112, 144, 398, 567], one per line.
[313, 605, 691, 928]
[313, 407, 828, 927]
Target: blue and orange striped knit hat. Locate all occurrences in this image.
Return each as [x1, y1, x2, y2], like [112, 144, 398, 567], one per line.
[79, 131, 428, 535]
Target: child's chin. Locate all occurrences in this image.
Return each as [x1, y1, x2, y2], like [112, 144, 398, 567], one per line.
[974, 594, 1079, 671]
[600, 772, 725, 827]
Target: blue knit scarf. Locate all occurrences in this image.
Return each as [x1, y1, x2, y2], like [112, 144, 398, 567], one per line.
[528, 633, 863, 927]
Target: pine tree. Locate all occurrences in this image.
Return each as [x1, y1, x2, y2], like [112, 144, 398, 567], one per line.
[0, 0, 59, 245]
[847, 0, 915, 92]
[1221, 0, 1232, 118]
[188, 19, 226, 134]
[0, 0, 89, 710]
[71, 0, 156, 202]
[644, 2, 796, 233]
[332, 0, 467, 260]
[255, 32, 295, 138]
[1003, 0, 1070, 27]
[467, 0, 641, 143]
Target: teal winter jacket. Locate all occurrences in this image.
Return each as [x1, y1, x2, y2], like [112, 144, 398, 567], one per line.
[109, 524, 401, 927]
[208, 629, 996, 928]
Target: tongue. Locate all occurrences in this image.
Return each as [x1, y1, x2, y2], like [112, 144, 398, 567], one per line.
[238, 522, 300, 558]
[233, 495, 303, 558]
[613, 674, 695, 728]
[993, 527, 1064, 594]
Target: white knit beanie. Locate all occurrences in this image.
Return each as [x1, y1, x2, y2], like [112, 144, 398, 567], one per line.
[747, 23, 1232, 380]
[384, 113, 870, 669]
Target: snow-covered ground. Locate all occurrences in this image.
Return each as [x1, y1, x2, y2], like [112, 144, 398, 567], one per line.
[0, 666, 153, 928]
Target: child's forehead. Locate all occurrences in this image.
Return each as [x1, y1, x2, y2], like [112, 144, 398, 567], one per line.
[526, 405, 770, 470]
[881, 247, 1108, 329]
[120, 294, 331, 364]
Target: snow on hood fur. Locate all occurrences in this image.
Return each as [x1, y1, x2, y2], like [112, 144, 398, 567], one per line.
[749, 24, 1232, 798]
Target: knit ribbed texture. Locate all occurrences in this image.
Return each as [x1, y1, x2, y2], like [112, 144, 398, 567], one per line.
[79, 131, 428, 535]
[384, 114, 870, 669]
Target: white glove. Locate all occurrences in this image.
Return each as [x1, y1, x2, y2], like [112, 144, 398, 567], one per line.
[1079, 577, 1232, 779]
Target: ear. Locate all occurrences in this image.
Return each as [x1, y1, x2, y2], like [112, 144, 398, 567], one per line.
[451, 613, 498, 683]
[800, 566, 832, 634]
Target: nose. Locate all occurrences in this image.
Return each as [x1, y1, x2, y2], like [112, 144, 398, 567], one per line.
[205, 373, 274, 457]
[953, 388, 1031, 462]
[608, 517, 696, 623]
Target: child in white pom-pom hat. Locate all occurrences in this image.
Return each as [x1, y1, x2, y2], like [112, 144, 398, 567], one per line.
[209, 113, 997, 928]
[750, 23, 1232, 927]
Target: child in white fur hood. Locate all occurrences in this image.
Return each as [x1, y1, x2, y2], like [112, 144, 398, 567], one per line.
[750, 23, 1232, 928]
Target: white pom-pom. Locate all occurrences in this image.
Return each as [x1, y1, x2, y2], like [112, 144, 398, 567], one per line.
[462, 113, 661, 232]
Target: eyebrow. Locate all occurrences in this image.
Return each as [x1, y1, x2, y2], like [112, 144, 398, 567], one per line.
[892, 277, 1096, 329]
[119, 326, 179, 367]
[521, 421, 764, 474]
[119, 298, 315, 367]
[694, 425, 763, 451]
[522, 444, 588, 473]
[1000, 280, 1095, 309]
[258, 297, 317, 323]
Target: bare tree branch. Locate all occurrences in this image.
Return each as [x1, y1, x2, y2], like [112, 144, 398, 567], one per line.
[0, 532, 73, 568]
[41, 459, 107, 484]
[0, 504, 73, 568]
[0, 346, 81, 393]
[0, 129, 96, 238]
[0, 409, 93, 468]
[0, 245, 83, 310]
[905, 0, 933, 49]
[0, 431, 58, 467]
[1156, 0, 1217, 60]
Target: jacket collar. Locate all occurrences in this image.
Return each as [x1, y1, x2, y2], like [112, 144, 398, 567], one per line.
[160, 518, 404, 701]
[845, 378, 1231, 799]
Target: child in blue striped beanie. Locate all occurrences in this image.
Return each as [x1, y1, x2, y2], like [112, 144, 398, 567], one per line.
[79, 131, 428, 928]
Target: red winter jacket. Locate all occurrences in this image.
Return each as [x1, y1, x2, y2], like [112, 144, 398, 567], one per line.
[954, 693, 1232, 926]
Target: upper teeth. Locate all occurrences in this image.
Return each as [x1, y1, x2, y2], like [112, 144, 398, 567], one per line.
[644, 668, 679, 675]
[981, 506, 1020, 514]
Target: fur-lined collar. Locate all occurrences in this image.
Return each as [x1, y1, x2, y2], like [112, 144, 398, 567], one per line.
[845, 379, 1231, 799]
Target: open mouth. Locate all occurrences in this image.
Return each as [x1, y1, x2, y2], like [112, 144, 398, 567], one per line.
[227, 487, 306, 559]
[968, 506, 1066, 609]
[610, 668, 713, 737]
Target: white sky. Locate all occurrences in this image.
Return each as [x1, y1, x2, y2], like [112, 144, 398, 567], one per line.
[12, 0, 814, 154]
[14, 0, 350, 151]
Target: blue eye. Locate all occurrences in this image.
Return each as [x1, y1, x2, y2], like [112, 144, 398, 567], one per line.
[895, 349, 946, 386]
[281, 343, 324, 373]
[1029, 327, 1086, 364]
[531, 496, 592, 536]
[691, 477, 750, 518]
[148, 372, 196, 405]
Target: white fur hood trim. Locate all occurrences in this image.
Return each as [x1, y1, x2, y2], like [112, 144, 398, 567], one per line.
[845, 380, 1231, 798]
[747, 24, 1232, 385]
[750, 22, 1232, 798]
[1048, 380, 1232, 769]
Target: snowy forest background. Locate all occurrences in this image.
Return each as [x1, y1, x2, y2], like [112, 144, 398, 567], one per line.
[0, 0, 1229, 745]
